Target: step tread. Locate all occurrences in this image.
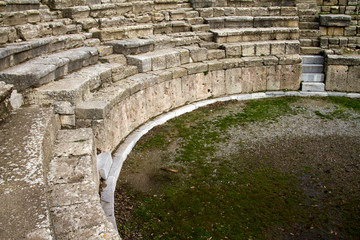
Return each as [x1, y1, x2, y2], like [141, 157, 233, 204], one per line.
[0, 47, 98, 90]
[211, 27, 299, 36]
[301, 73, 325, 82]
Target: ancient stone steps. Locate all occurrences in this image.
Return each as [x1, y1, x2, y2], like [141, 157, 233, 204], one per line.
[0, 34, 92, 71]
[91, 24, 153, 41]
[197, 6, 298, 18]
[210, 27, 299, 43]
[0, 106, 58, 240]
[205, 16, 299, 29]
[0, 46, 99, 91]
[221, 40, 300, 57]
[301, 55, 325, 92]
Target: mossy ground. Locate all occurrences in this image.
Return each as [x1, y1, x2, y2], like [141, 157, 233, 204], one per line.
[115, 97, 360, 240]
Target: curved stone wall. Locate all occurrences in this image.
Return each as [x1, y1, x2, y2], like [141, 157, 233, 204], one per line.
[76, 55, 302, 153]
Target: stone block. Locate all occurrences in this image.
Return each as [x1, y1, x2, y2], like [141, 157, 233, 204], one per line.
[266, 65, 280, 91]
[50, 202, 105, 235]
[181, 74, 196, 103]
[225, 68, 242, 95]
[48, 155, 95, 185]
[252, 66, 267, 92]
[277, 64, 301, 90]
[48, 181, 99, 207]
[285, 41, 300, 54]
[346, 65, 360, 92]
[185, 46, 207, 62]
[242, 43, 255, 57]
[97, 152, 113, 180]
[255, 43, 270, 56]
[9, 90, 23, 109]
[207, 49, 225, 60]
[271, 42, 285, 55]
[207, 70, 225, 97]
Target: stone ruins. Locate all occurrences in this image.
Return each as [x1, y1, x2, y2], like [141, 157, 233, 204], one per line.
[0, 0, 359, 238]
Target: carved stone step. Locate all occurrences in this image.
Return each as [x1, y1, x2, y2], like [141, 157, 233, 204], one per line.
[211, 27, 299, 43]
[0, 47, 98, 91]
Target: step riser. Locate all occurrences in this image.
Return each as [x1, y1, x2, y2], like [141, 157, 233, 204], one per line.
[302, 56, 324, 64]
[302, 64, 323, 73]
[301, 73, 324, 82]
[302, 82, 325, 92]
[215, 32, 299, 44]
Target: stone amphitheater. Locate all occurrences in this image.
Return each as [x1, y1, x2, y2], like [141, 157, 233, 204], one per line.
[0, 0, 359, 238]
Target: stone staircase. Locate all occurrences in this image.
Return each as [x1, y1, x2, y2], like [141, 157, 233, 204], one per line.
[296, 0, 321, 55]
[301, 55, 325, 92]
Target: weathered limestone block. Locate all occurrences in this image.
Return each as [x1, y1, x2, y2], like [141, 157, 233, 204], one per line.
[59, 114, 75, 128]
[48, 0, 86, 10]
[239, 67, 255, 93]
[266, 65, 280, 90]
[182, 74, 196, 104]
[62, 6, 90, 19]
[16, 24, 42, 40]
[277, 64, 301, 90]
[207, 70, 225, 97]
[0, 27, 17, 44]
[194, 72, 211, 100]
[184, 46, 207, 62]
[325, 65, 348, 91]
[225, 67, 242, 95]
[320, 14, 351, 27]
[347, 65, 360, 92]
[183, 62, 208, 75]
[255, 43, 270, 56]
[252, 66, 267, 92]
[242, 43, 255, 57]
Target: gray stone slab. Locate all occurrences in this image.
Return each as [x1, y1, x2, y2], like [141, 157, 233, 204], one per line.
[302, 55, 324, 64]
[301, 73, 325, 82]
[320, 14, 351, 27]
[302, 64, 324, 73]
[302, 82, 325, 92]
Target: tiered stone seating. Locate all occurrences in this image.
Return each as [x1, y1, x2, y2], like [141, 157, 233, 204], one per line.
[0, 46, 99, 90]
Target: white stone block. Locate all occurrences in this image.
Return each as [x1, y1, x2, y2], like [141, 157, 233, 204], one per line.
[97, 152, 113, 180]
[251, 92, 267, 99]
[347, 93, 360, 98]
[9, 90, 23, 109]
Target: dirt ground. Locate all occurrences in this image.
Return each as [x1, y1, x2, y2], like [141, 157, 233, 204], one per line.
[114, 97, 360, 240]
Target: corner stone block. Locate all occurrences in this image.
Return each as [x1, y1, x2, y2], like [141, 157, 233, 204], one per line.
[347, 65, 360, 92]
[320, 14, 351, 27]
[225, 68, 242, 95]
[325, 65, 348, 92]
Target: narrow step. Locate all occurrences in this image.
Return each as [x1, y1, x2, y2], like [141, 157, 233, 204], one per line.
[0, 34, 87, 71]
[205, 16, 298, 29]
[301, 73, 325, 82]
[28, 62, 127, 105]
[302, 63, 323, 73]
[302, 82, 325, 92]
[211, 27, 299, 43]
[191, 24, 211, 32]
[301, 55, 324, 64]
[0, 47, 98, 91]
[300, 46, 321, 55]
[127, 48, 191, 73]
[91, 24, 153, 41]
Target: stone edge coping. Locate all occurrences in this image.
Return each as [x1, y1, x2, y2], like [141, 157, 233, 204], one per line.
[327, 54, 360, 66]
[100, 90, 360, 230]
